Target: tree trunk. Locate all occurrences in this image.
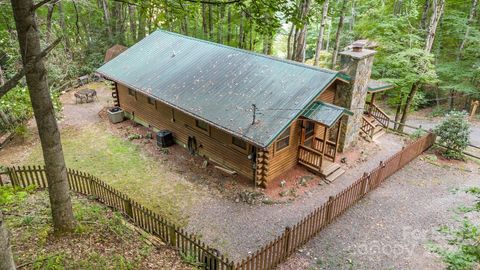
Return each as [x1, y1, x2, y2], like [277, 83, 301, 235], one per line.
[331, 0, 348, 68]
[398, 82, 419, 132]
[45, 3, 55, 43]
[449, 90, 455, 110]
[11, 0, 75, 234]
[201, 3, 208, 38]
[394, 92, 404, 130]
[101, 0, 113, 41]
[137, 6, 146, 41]
[0, 66, 4, 87]
[314, 0, 329, 66]
[238, 11, 244, 48]
[227, 6, 231, 44]
[420, 0, 431, 30]
[208, 2, 213, 39]
[0, 212, 15, 270]
[293, 0, 312, 63]
[129, 5, 137, 43]
[113, 2, 124, 43]
[424, 0, 445, 53]
[458, 0, 478, 60]
[57, 2, 71, 54]
[287, 23, 295, 60]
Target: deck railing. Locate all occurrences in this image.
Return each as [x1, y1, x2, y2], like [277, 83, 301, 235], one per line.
[360, 116, 376, 139]
[311, 137, 336, 161]
[298, 145, 323, 171]
[1, 133, 437, 270]
[365, 102, 391, 128]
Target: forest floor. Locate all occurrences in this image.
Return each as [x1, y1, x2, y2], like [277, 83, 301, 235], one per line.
[279, 153, 480, 270]
[1, 82, 478, 268]
[2, 185, 193, 270]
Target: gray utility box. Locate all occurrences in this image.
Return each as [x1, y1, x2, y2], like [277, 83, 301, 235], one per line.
[108, 107, 124, 124]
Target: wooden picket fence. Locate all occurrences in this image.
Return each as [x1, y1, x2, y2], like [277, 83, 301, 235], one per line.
[0, 133, 436, 270]
[1, 166, 234, 270]
[232, 132, 436, 270]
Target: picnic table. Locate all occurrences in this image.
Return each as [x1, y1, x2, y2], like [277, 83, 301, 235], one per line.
[74, 89, 97, 104]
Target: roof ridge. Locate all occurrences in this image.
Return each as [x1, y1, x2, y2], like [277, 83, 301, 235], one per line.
[154, 29, 339, 75]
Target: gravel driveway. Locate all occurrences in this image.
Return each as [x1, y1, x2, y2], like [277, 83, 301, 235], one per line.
[277, 157, 480, 270]
[185, 133, 406, 261]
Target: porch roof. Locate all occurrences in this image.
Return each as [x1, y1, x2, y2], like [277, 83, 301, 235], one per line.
[302, 101, 353, 127]
[367, 79, 394, 93]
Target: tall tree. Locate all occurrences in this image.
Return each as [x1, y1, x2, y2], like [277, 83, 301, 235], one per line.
[293, 0, 312, 62]
[10, 0, 75, 233]
[129, 5, 137, 43]
[331, 0, 348, 68]
[0, 211, 15, 270]
[458, 0, 478, 60]
[314, 0, 329, 66]
[424, 0, 445, 53]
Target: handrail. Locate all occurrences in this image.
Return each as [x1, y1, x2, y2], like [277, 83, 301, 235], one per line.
[361, 116, 375, 139]
[365, 102, 390, 128]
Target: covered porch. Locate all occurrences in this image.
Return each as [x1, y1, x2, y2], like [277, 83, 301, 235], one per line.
[297, 101, 352, 182]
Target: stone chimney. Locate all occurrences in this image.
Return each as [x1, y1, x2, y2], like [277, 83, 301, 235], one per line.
[335, 40, 376, 151]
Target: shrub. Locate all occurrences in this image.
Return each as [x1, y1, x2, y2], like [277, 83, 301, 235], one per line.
[434, 111, 471, 160]
[410, 129, 427, 140]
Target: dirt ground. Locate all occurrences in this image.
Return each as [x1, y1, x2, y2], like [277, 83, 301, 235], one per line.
[278, 154, 480, 270]
[1, 82, 477, 267]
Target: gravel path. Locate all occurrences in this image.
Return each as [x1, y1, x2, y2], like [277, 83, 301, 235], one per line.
[185, 133, 405, 261]
[277, 157, 480, 270]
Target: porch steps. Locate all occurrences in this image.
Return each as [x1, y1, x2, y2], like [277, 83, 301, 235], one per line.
[372, 129, 386, 141]
[321, 162, 341, 176]
[326, 168, 346, 183]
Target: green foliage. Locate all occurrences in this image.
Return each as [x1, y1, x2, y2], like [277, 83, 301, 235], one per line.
[409, 129, 427, 140]
[434, 111, 471, 159]
[432, 187, 480, 270]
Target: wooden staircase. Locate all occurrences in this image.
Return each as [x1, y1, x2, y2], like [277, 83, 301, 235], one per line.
[361, 102, 391, 141]
[360, 115, 385, 141]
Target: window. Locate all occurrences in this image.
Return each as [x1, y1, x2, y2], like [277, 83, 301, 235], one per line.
[147, 97, 155, 105]
[276, 127, 291, 151]
[305, 122, 315, 139]
[128, 88, 135, 96]
[195, 119, 209, 131]
[232, 136, 247, 150]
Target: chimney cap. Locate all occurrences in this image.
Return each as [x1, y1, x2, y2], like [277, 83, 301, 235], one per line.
[351, 40, 367, 52]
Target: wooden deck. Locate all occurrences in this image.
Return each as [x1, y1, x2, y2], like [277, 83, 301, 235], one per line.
[298, 145, 345, 181]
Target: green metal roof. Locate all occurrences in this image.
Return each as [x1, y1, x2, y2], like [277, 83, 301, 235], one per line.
[97, 30, 339, 148]
[302, 101, 353, 127]
[367, 79, 394, 92]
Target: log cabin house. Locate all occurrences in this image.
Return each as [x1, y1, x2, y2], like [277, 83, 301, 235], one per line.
[97, 31, 393, 188]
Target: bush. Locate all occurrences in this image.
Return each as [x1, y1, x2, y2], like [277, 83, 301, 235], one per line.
[410, 129, 427, 140]
[434, 111, 471, 160]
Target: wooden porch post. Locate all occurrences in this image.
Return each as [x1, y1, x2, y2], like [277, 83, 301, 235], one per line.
[300, 120, 306, 145]
[368, 92, 376, 116]
[319, 125, 327, 170]
[334, 120, 341, 161]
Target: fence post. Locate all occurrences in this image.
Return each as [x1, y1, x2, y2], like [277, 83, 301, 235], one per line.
[284, 226, 292, 256]
[169, 225, 177, 247]
[124, 197, 133, 219]
[326, 196, 335, 223]
[7, 167, 16, 188]
[361, 172, 369, 196]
